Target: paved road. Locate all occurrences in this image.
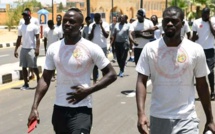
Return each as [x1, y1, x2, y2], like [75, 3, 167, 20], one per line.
[0, 44, 45, 65]
[0, 61, 214, 134]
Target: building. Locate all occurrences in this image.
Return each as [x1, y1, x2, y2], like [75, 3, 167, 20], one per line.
[68, 0, 166, 23]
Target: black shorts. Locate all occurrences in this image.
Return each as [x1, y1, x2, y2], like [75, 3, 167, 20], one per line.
[52, 105, 92, 134]
[204, 48, 215, 72]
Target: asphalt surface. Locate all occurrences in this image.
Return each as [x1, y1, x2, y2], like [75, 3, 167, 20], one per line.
[0, 60, 215, 134]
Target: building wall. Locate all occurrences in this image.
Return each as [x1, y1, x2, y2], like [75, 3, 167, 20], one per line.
[0, 0, 166, 25]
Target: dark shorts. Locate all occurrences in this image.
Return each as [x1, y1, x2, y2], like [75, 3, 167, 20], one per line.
[134, 48, 143, 65]
[52, 105, 92, 134]
[204, 48, 215, 72]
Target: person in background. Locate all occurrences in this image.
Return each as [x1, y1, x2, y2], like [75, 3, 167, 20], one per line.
[14, 10, 40, 90]
[127, 18, 135, 62]
[112, 15, 130, 77]
[44, 20, 62, 54]
[82, 16, 91, 40]
[19, 8, 39, 81]
[136, 6, 215, 134]
[150, 15, 162, 41]
[89, 13, 110, 84]
[27, 8, 117, 134]
[181, 19, 191, 39]
[44, 20, 62, 81]
[129, 8, 154, 65]
[110, 16, 117, 63]
[55, 14, 63, 38]
[192, 7, 215, 100]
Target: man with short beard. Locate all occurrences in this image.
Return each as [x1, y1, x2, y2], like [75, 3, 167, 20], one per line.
[27, 8, 117, 133]
[136, 6, 215, 134]
[192, 7, 215, 101]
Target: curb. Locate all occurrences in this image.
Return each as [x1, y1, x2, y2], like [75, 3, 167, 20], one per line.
[0, 66, 42, 84]
[0, 42, 16, 48]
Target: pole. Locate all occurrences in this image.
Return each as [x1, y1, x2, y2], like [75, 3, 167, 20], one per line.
[111, 0, 113, 22]
[166, 0, 168, 9]
[140, 0, 143, 8]
[87, 0, 90, 16]
[52, 0, 54, 21]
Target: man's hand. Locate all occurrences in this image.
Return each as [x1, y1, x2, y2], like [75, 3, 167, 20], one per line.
[35, 49, 39, 57]
[27, 108, 40, 127]
[92, 24, 96, 29]
[203, 122, 215, 134]
[14, 52, 18, 58]
[99, 20, 103, 26]
[66, 85, 92, 104]
[137, 114, 150, 134]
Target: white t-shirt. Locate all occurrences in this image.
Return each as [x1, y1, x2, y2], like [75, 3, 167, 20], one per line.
[129, 19, 154, 48]
[181, 20, 191, 38]
[44, 38, 110, 108]
[19, 17, 39, 27]
[88, 22, 110, 48]
[44, 27, 62, 48]
[18, 23, 39, 48]
[192, 18, 215, 49]
[82, 25, 90, 40]
[136, 38, 209, 119]
[55, 24, 64, 37]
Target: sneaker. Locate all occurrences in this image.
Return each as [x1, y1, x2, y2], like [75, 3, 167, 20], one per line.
[131, 58, 135, 62]
[21, 84, 29, 90]
[211, 93, 215, 101]
[111, 59, 116, 63]
[127, 57, 132, 62]
[119, 72, 124, 77]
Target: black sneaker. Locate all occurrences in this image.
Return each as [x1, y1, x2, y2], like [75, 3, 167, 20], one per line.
[20, 84, 29, 90]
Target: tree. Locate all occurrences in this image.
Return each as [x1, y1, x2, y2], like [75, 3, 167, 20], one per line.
[59, 2, 64, 12]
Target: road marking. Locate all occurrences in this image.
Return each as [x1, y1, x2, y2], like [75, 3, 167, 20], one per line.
[0, 54, 9, 58]
[0, 80, 23, 91]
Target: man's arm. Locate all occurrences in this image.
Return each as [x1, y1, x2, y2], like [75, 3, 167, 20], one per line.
[14, 36, 22, 58]
[88, 24, 96, 40]
[135, 31, 154, 39]
[209, 19, 215, 37]
[136, 73, 149, 134]
[191, 31, 198, 42]
[100, 22, 109, 38]
[186, 32, 191, 40]
[35, 34, 40, 56]
[44, 37, 47, 53]
[66, 63, 117, 104]
[27, 69, 54, 126]
[142, 26, 158, 32]
[196, 77, 215, 133]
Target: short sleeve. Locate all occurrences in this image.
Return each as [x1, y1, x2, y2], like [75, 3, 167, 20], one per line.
[129, 22, 134, 31]
[43, 29, 48, 38]
[135, 44, 150, 76]
[184, 21, 191, 33]
[91, 44, 110, 70]
[103, 23, 110, 32]
[88, 23, 93, 34]
[34, 25, 40, 35]
[192, 20, 197, 32]
[44, 45, 56, 70]
[194, 45, 210, 78]
[18, 26, 22, 36]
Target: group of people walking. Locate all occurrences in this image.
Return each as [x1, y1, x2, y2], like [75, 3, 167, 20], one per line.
[13, 5, 215, 134]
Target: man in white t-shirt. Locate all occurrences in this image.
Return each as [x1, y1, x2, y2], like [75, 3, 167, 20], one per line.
[14, 10, 40, 90]
[44, 20, 62, 53]
[129, 8, 154, 65]
[27, 8, 117, 134]
[82, 16, 91, 40]
[55, 14, 63, 38]
[181, 20, 191, 39]
[192, 7, 215, 100]
[88, 13, 110, 84]
[136, 6, 215, 134]
[19, 8, 39, 81]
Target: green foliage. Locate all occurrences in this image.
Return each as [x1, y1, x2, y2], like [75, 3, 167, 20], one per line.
[5, 0, 43, 31]
[59, 2, 64, 12]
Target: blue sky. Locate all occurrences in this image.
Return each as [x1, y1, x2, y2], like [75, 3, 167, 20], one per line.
[0, 0, 66, 6]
